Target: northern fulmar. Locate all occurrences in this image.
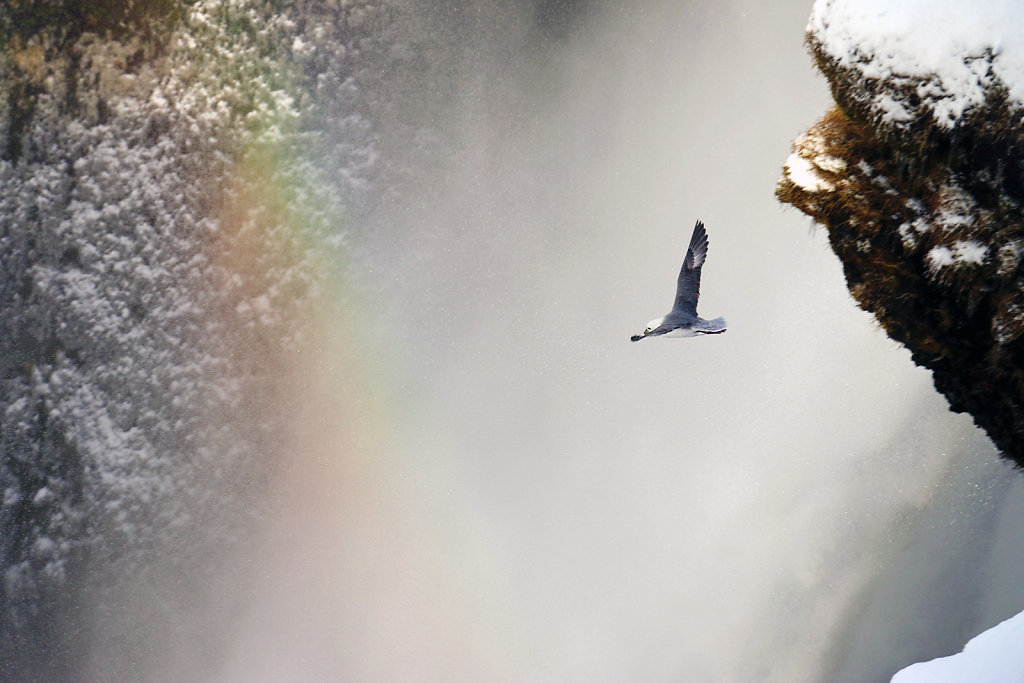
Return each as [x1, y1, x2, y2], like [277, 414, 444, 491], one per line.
[631, 220, 727, 342]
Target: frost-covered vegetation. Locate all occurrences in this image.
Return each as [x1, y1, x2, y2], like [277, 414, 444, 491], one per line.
[0, 0, 409, 677]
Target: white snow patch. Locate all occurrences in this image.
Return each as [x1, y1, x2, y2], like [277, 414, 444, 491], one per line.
[897, 223, 917, 250]
[149, 87, 169, 109]
[891, 609, 1024, 683]
[936, 205, 975, 231]
[810, 0, 1024, 127]
[927, 246, 955, 271]
[927, 241, 988, 272]
[906, 198, 927, 214]
[3, 488, 21, 507]
[897, 213, 932, 250]
[815, 154, 847, 173]
[31, 537, 56, 559]
[874, 93, 914, 123]
[785, 153, 835, 192]
[954, 239, 988, 265]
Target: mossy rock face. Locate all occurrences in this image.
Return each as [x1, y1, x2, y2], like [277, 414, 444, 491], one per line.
[1, 0, 184, 161]
[1, 0, 183, 45]
[779, 42, 1024, 466]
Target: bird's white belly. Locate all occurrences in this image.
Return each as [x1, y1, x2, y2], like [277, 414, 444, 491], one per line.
[664, 326, 700, 338]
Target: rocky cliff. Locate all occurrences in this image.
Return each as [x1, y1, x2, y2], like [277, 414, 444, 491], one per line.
[778, 0, 1024, 467]
[0, 1, 398, 678]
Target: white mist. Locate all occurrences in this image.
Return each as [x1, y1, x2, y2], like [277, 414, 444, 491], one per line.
[218, 2, 1024, 681]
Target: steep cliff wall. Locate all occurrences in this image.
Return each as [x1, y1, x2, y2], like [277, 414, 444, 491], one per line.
[0, 1, 392, 678]
[778, 0, 1024, 467]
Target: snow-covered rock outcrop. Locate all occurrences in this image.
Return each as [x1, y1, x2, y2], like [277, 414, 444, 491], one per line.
[778, 0, 1024, 468]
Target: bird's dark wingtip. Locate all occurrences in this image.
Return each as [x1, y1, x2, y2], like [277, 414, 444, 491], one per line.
[630, 335, 643, 342]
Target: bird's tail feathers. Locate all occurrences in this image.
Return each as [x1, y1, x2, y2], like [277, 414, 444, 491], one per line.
[696, 316, 727, 334]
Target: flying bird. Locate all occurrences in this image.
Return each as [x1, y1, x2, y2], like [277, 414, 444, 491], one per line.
[631, 220, 727, 342]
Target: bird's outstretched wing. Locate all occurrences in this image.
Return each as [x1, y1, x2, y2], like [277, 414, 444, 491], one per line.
[672, 220, 708, 316]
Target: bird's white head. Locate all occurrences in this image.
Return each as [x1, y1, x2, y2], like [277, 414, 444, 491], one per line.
[631, 316, 665, 342]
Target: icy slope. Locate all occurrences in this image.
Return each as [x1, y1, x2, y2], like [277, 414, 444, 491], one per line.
[778, 0, 1024, 467]
[892, 610, 1024, 683]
